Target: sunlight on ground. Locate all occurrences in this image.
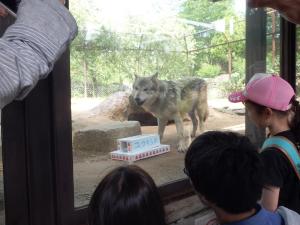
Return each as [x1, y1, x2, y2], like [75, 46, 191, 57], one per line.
[71, 98, 103, 113]
[222, 123, 245, 132]
[71, 97, 245, 114]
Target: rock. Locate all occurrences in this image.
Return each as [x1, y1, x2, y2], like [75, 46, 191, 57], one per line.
[91, 91, 158, 125]
[232, 108, 245, 115]
[73, 121, 141, 153]
[91, 91, 131, 121]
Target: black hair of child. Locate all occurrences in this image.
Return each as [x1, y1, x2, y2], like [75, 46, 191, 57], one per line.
[290, 97, 300, 146]
[246, 97, 300, 147]
[88, 165, 166, 225]
[185, 131, 264, 214]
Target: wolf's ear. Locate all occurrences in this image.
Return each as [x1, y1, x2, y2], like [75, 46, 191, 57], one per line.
[151, 72, 158, 80]
[134, 73, 139, 79]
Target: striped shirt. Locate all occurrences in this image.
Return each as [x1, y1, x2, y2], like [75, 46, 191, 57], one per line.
[0, 0, 77, 109]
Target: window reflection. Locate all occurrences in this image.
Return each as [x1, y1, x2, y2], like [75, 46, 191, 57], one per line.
[70, 0, 249, 207]
[0, 1, 16, 221]
[0, 111, 4, 224]
[0, 76, 3, 225]
[266, 10, 280, 73]
[297, 25, 300, 96]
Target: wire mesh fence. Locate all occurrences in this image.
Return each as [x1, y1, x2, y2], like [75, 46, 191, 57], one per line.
[71, 81, 131, 98]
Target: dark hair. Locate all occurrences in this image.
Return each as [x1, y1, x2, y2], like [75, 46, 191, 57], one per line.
[88, 165, 166, 225]
[246, 98, 300, 145]
[185, 131, 264, 214]
[289, 97, 300, 145]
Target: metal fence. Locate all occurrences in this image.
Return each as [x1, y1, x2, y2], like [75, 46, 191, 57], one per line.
[71, 81, 131, 98]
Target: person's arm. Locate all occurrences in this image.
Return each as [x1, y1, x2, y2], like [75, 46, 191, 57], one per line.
[0, 0, 77, 109]
[260, 149, 287, 211]
[261, 186, 280, 211]
[247, 0, 300, 24]
[0, 4, 8, 17]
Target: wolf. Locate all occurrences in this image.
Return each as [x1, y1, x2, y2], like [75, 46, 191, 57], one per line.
[131, 72, 209, 152]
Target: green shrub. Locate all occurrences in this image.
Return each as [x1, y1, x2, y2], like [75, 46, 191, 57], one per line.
[220, 72, 245, 97]
[197, 63, 221, 78]
[232, 58, 245, 75]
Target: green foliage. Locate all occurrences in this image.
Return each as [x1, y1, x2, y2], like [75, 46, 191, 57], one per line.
[232, 57, 245, 75]
[265, 18, 280, 74]
[266, 54, 280, 74]
[197, 63, 221, 78]
[220, 72, 245, 96]
[180, 0, 234, 23]
[70, 7, 198, 97]
[219, 57, 245, 96]
[180, 0, 246, 77]
[69, 0, 249, 97]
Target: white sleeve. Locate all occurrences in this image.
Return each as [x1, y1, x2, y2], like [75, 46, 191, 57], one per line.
[0, 0, 77, 109]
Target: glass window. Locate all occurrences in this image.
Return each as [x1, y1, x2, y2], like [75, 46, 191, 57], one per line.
[266, 10, 280, 73]
[70, 0, 252, 207]
[0, 110, 4, 225]
[0, 1, 15, 221]
[297, 25, 300, 97]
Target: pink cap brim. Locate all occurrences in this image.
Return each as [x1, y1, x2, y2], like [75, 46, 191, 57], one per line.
[228, 91, 247, 103]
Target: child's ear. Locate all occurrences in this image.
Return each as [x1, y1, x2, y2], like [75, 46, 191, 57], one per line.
[264, 108, 273, 126]
[265, 108, 273, 117]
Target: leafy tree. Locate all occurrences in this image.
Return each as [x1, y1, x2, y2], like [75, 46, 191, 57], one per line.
[180, 0, 246, 78]
[69, 1, 198, 97]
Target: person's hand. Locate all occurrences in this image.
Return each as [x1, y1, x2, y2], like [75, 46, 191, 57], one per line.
[247, 0, 300, 25]
[0, 5, 8, 17]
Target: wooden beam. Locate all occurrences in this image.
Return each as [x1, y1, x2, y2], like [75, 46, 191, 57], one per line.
[245, 8, 267, 147]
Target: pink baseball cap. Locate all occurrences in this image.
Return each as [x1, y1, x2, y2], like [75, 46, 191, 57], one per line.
[228, 73, 295, 111]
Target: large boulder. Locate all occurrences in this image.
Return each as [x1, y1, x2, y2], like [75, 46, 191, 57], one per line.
[91, 91, 130, 121]
[73, 121, 141, 153]
[91, 91, 158, 126]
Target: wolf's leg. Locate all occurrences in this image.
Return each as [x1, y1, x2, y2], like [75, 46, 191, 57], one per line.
[174, 114, 189, 152]
[158, 118, 168, 141]
[197, 105, 208, 133]
[188, 111, 198, 138]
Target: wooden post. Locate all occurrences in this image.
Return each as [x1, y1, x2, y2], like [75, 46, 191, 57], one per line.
[245, 8, 267, 147]
[272, 11, 276, 67]
[83, 59, 88, 98]
[280, 18, 296, 89]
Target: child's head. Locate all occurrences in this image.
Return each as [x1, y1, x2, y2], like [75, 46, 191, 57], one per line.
[229, 73, 300, 137]
[184, 131, 264, 214]
[229, 73, 295, 111]
[88, 165, 166, 225]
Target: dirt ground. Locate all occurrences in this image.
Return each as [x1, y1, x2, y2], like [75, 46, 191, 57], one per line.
[72, 98, 245, 207]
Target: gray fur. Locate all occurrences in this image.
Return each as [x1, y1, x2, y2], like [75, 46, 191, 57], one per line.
[131, 73, 209, 152]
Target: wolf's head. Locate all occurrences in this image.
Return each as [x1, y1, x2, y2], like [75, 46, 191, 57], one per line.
[131, 72, 160, 107]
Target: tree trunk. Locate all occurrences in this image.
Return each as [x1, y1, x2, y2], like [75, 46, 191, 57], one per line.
[83, 60, 88, 98]
[272, 11, 276, 67]
[91, 76, 96, 98]
[184, 36, 191, 75]
[228, 47, 232, 78]
[136, 35, 144, 74]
